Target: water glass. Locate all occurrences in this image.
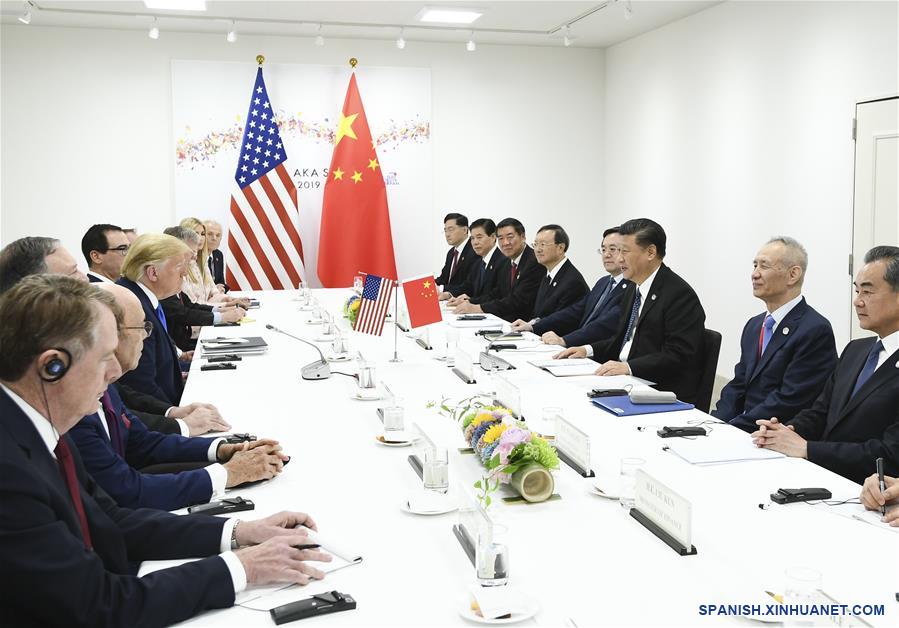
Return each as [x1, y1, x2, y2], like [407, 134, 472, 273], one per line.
[310, 305, 323, 323]
[383, 406, 404, 433]
[445, 327, 460, 366]
[476, 524, 509, 587]
[423, 447, 449, 493]
[358, 361, 377, 389]
[619, 457, 646, 509]
[542, 406, 563, 423]
[783, 566, 822, 626]
[331, 334, 350, 355]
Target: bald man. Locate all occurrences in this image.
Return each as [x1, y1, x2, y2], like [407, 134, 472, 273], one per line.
[204, 220, 228, 290]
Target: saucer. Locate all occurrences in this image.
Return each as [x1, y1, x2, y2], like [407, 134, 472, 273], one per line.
[326, 354, 352, 363]
[590, 484, 619, 500]
[375, 434, 416, 447]
[400, 493, 458, 516]
[458, 596, 539, 625]
[352, 388, 383, 401]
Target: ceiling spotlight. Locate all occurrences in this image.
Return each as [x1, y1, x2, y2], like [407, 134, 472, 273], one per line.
[624, 0, 633, 21]
[226, 21, 237, 43]
[466, 32, 476, 52]
[148, 18, 160, 40]
[396, 28, 406, 50]
[314, 24, 324, 47]
[562, 24, 573, 47]
[18, 2, 31, 24]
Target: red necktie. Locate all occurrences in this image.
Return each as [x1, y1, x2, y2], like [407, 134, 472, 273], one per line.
[54, 438, 93, 550]
[510, 262, 518, 288]
[449, 248, 459, 280]
[100, 392, 124, 457]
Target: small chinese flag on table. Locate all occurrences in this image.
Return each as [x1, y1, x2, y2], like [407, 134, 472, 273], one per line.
[402, 275, 443, 329]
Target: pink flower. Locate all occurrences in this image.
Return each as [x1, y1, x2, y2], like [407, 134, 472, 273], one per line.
[496, 428, 531, 464]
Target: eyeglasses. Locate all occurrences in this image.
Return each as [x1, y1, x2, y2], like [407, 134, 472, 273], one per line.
[105, 245, 130, 256]
[122, 320, 153, 337]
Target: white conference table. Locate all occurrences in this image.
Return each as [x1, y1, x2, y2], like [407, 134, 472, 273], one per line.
[160, 289, 898, 627]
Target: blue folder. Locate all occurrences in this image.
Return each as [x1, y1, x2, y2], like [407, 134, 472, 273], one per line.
[591, 395, 694, 416]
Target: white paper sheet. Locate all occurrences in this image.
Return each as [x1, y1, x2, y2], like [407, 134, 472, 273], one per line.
[664, 438, 786, 465]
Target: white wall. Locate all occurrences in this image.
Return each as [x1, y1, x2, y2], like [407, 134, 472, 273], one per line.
[0, 25, 605, 285]
[603, 0, 898, 376]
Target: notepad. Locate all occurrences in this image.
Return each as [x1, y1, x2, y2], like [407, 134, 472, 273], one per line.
[529, 357, 600, 376]
[591, 395, 694, 416]
[664, 437, 786, 465]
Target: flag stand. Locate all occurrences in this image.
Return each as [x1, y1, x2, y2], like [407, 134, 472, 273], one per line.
[389, 291, 402, 363]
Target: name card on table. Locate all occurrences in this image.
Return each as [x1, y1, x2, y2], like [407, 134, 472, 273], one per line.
[492, 375, 522, 418]
[407, 423, 436, 480]
[554, 415, 594, 478]
[631, 469, 696, 556]
[453, 347, 477, 384]
[415, 326, 433, 350]
[453, 500, 491, 567]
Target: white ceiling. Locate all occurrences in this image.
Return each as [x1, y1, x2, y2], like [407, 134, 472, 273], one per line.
[0, 1, 721, 48]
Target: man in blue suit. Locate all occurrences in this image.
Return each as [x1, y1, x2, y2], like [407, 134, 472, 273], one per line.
[513, 227, 628, 347]
[753, 246, 899, 484]
[0, 275, 331, 626]
[715, 237, 837, 432]
[116, 233, 194, 406]
[69, 284, 288, 511]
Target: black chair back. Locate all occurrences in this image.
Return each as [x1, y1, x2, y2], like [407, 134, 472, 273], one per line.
[695, 328, 722, 413]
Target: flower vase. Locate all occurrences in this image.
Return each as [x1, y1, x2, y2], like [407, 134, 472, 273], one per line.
[509, 463, 554, 503]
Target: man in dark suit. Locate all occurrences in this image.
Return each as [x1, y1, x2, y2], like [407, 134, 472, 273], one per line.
[453, 218, 544, 323]
[511, 224, 588, 329]
[204, 219, 229, 290]
[447, 218, 504, 303]
[69, 283, 286, 511]
[753, 246, 899, 484]
[715, 237, 837, 432]
[161, 286, 244, 351]
[81, 223, 130, 284]
[0, 275, 330, 626]
[435, 212, 477, 298]
[116, 233, 193, 406]
[556, 218, 706, 404]
[516, 227, 628, 347]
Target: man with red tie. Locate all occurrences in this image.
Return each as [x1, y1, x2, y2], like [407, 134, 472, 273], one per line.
[452, 217, 544, 323]
[0, 275, 331, 626]
[435, 212, 476, 298]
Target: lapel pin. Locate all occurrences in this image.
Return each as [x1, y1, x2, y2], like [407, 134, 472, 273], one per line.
[552, 281, 557, 287]
[782, 327, 789, 335]
[651, 294, 657, 301]
[895, 361, 899, 368]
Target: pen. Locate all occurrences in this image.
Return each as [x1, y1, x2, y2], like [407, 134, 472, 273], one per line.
[764, 590, 784, 604]
[876, 457, 886, 517]
[294, 544, 321, 550]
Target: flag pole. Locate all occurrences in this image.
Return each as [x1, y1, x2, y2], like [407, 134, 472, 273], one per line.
[389, 287, 401, 363]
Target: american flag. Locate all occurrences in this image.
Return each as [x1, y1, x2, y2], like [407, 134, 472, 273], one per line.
[226, 67, 305, 291]
[356, 274, 396, 336]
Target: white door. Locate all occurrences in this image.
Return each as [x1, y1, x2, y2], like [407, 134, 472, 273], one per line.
[851, 96, 899, 340]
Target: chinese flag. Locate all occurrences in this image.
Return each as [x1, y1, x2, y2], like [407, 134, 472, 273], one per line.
[402, 275, 443, 329]
[318, 73, 397, 287]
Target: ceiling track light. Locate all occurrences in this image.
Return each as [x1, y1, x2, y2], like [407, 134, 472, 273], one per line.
[624, 0, 633, 21]
[226, 20, 237, 43]
[314, 24, 324, 47]
[148, 17, 160, 40]
[466, 31, 476, 52]
[17, 1, 31, 24]
[562, 24, 573, 47]
[396, 27, 406, 50]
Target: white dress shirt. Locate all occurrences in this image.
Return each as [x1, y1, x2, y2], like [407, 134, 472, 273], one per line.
[874, 329, 899, 371]
[766, 293, 803, 330]
[87, 271, 114, 283]
[0, 383, 246, 593]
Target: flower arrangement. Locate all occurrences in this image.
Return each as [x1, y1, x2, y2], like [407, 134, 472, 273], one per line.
[460, 404, 559, 504]
[343, 294, 361, 329]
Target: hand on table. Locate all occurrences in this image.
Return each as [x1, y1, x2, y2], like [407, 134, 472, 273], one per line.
[751, 418, 808, 458]
[510, 319, 533, 333]
[860, 473, 899, 525]
[554, 346, 586, 359]
[541, 331, 566, 347]
[595, 360, 630, 376]
[235, 535, 331, 586]
[223, 440, 288, 487]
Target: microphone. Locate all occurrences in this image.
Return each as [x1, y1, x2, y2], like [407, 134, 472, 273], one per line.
[478, 337, 516, 372]
[265, 324, 331, 380]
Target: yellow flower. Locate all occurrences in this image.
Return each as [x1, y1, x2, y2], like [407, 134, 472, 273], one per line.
[483, 423, 508, 444]
[470, 412, 495, 427]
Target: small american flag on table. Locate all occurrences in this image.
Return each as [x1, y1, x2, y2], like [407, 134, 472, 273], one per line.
[356, 274, 396, 336]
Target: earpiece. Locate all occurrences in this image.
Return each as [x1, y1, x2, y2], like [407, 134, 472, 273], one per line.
[40, 348, 72, 383]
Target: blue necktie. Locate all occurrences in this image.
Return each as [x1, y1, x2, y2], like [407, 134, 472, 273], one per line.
[759, 314, 776, 356]
[850, 340, 883, 398]
[475, 262, 486, 293]
[582, 278, 616, 326]
[621, 289, 642, 348]
[154, 303, 168, 333]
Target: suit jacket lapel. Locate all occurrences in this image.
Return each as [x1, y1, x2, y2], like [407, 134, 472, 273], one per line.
[634, 264, 667, 330]
[834, 346, 899, 426]
[749, 299, 808, 383]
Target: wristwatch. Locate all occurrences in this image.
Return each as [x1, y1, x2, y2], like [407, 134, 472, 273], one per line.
[230, 520, 241, 550]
